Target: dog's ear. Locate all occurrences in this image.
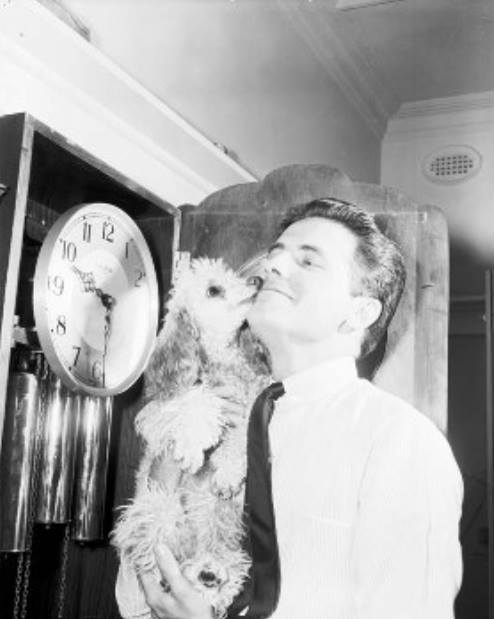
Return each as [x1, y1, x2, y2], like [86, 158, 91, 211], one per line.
[144, 307, 204, 400]
[237, 324, 271, 376]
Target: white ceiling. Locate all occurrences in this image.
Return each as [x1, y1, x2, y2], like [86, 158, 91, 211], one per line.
[61, 0, 493, 117]
[60, 0, 493, 170]
[327, 0, 494, 105]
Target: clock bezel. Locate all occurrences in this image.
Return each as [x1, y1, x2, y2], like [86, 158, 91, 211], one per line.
[33, 202, 159, 396]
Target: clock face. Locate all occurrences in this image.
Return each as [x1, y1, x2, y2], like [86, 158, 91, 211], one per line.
[33, 203, 159, 396]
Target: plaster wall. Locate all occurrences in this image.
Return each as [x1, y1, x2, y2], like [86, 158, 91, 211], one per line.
[382, 93, 494, 265]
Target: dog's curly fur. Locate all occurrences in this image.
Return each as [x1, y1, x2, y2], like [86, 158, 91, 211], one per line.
[112, 257, 270, 618]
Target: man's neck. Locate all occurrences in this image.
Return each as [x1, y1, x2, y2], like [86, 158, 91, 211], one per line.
[266, 335, 358, 381]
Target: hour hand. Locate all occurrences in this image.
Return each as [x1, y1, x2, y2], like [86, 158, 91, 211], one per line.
[72, 266, 115, 311]
[71, 265, 96, 292]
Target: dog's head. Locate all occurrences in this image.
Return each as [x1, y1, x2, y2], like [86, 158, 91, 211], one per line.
[168, 258, 257, 352]
[144, 257, 262, 399]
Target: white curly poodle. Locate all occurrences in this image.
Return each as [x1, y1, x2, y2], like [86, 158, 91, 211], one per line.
[112, 257, 270, 619]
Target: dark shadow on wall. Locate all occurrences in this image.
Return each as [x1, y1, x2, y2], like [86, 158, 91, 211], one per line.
[448, 240, 489, 619]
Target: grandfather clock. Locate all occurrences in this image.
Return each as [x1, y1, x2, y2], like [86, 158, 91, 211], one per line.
[0, 112, 177, 619]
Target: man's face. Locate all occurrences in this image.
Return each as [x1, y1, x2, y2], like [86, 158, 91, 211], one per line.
[247, 217, 359, 345]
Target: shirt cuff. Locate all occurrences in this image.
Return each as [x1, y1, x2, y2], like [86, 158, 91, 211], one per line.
[115, 559, 152, 619]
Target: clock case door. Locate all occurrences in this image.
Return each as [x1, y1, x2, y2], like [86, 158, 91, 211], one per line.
[0, 112, 178, 619]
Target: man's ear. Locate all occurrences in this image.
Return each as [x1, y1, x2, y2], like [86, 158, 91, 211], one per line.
[340, 296, 382, 333]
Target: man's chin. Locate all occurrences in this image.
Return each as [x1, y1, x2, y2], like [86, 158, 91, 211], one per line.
[246, 305, 282, 339]
[247, 304, 268, 328]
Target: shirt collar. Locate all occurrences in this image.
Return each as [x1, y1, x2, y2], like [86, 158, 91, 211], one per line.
[280, 356, 358, 404]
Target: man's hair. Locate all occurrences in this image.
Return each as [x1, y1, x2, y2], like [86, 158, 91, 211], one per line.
[279, 197, 406, 358]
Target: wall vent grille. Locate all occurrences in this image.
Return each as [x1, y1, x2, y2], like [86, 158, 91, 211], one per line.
[422, 145, 482, 184]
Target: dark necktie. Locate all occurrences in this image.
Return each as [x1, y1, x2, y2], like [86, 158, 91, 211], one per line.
[230, 381, 285, 618]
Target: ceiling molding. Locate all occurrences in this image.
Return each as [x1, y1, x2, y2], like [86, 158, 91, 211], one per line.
[336, 0, 405, 10]
[279, 3, 398, 138]
[34, 0, 90, 39]
[395, 91, 494, 119]
[0, 0, 257, 202]
[384, 92, 494, 140]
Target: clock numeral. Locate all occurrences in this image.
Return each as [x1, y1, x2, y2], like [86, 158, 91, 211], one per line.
[55, 315, 66, 336]
[125, 241, 130, 259]
[102, 221, 115, 243]
[82, 222, 92, 242]
[60, 239, 77, 262]
[135, 270, 145, 287]
[47, 275, 64, 296]
[72, 346, 81, 367]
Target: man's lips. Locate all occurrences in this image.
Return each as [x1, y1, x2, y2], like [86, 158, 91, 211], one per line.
[258, 285, 293, 300]
[238, 291, 257, 306]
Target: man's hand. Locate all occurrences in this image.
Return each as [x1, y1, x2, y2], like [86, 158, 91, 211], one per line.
[139, 545, 214, 619]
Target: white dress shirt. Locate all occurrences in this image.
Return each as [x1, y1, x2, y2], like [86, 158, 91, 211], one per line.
[268, 357, 463, 619]
[115, 357, 463, 619]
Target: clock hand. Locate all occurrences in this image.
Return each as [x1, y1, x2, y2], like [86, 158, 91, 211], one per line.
[101, 293, 117, 389]
[97, 289, 116, 313]
[72, 264, 116, 388]
[102, 310, 111, 389]
[72, 265, 97, 293]
[71, 265, 116, 311]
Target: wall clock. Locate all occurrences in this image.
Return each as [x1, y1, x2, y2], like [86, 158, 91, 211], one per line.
[33, 202, 159, 396]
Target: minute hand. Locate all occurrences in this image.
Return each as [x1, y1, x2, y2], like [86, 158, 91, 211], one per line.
[101, 291, 116, 389]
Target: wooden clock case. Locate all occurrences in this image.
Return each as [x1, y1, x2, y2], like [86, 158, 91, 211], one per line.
[0, 112, 177, 618]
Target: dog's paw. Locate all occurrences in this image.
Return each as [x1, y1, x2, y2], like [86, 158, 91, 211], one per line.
[165, 387, 227, 473]
[209, 424, 247, 497]
[210, 451, 245, 498]
[135, 399, 168, 443]
[210, 467, 244, 499]
[135, 387, 227, 470]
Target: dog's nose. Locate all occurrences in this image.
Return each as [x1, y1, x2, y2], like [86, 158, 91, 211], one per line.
[246, 275, 264, 291]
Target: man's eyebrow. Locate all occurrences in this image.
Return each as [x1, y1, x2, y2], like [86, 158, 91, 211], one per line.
[267, 242, 324, 256]
[267, 241, 284, 253]
[300, 244, 323, 255]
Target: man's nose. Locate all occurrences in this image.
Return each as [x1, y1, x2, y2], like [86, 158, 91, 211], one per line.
[266, 250, 291, 276]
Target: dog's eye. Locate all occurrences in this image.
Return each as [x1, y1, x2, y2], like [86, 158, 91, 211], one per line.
[206, 285, 225, 298]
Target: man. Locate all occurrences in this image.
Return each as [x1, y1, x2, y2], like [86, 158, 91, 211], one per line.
[127, 198, 463, 619]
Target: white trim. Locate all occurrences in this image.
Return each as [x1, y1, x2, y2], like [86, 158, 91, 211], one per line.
[336, 0, 405, 9]
[385, 92, 494, 139]
[0, 0, 257, 206]
[383, 119, 494, 144]
[395, 91, 494, 119]
[0, 37, 218, 199]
